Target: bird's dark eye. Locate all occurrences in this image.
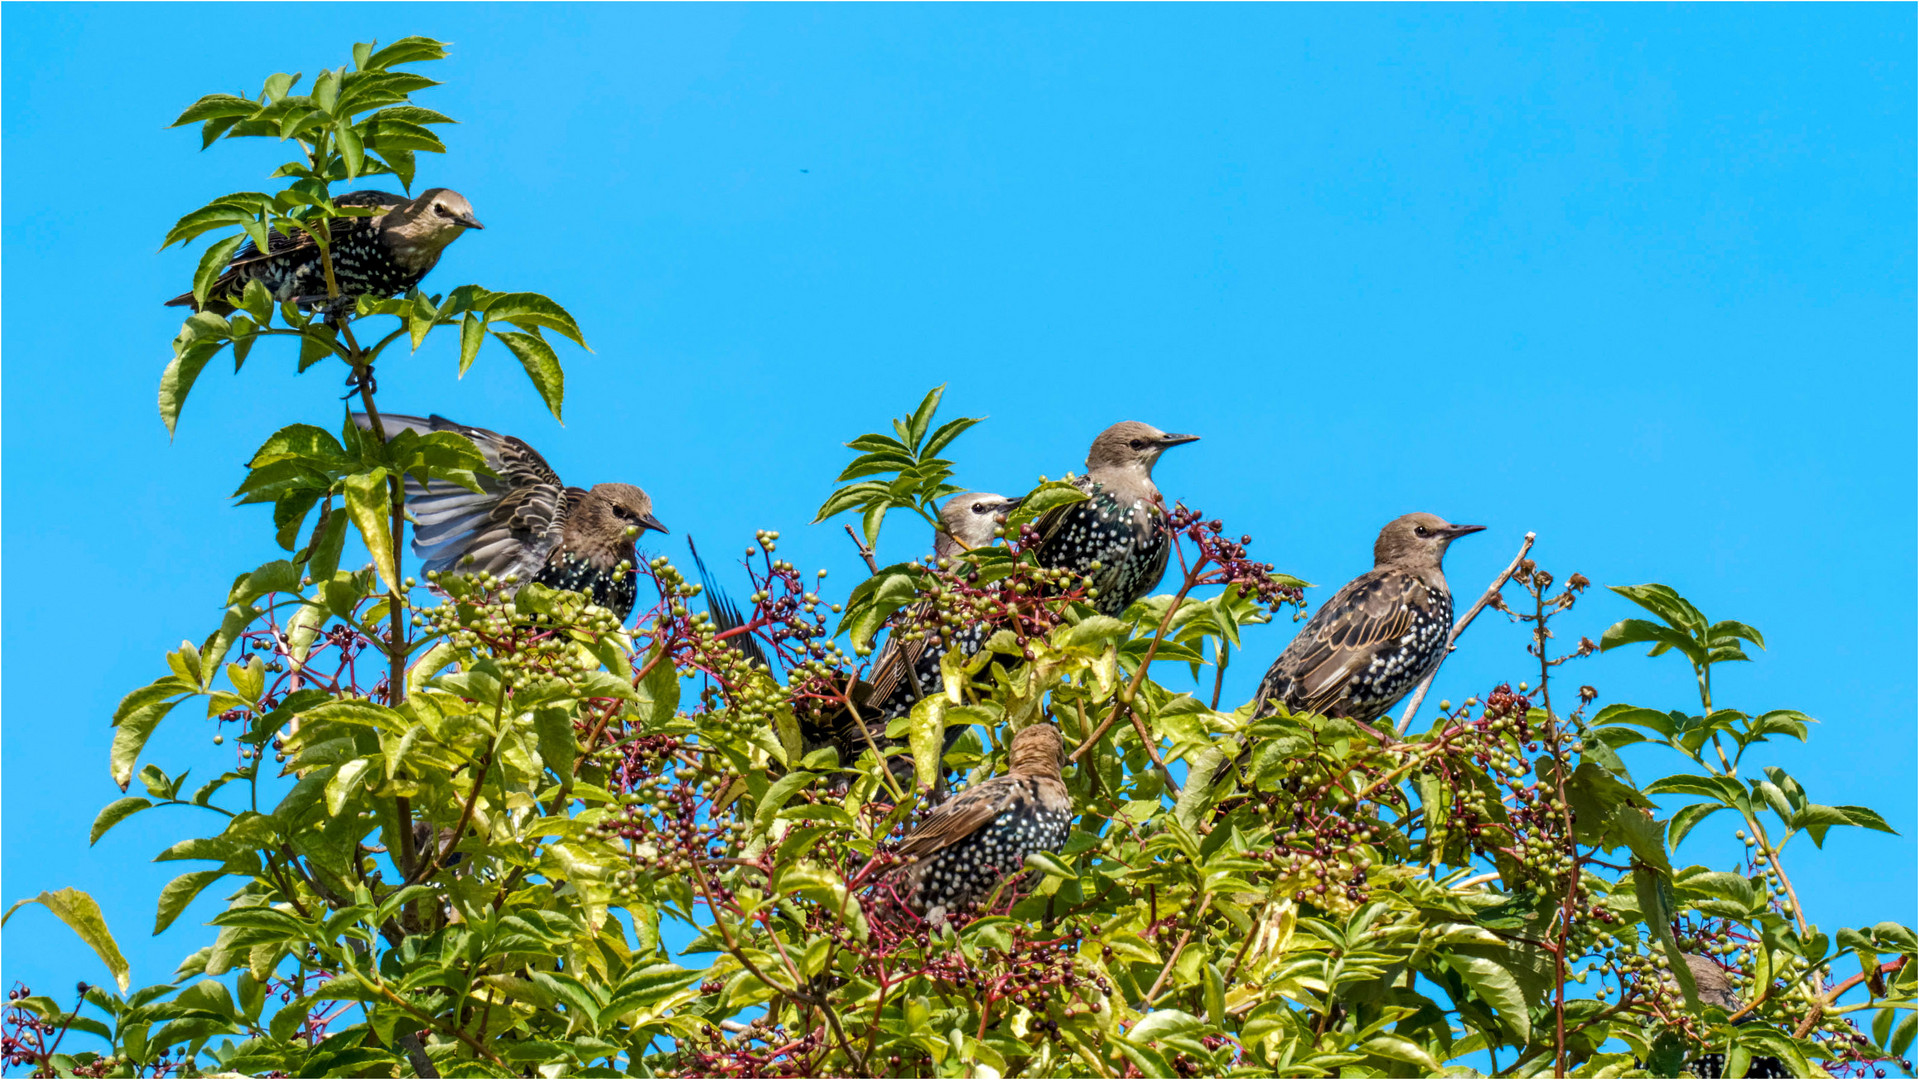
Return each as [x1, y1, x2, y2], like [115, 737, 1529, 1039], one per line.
[1415, 526, 1430, 537]
[1128, 439, 1146, 450]
[434, 204, 451, 216]
[972, 503, 985, 513]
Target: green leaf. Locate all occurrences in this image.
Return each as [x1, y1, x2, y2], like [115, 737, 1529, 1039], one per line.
[341, 468, 400, 595]
[1449, 953, 1530, 1043]
[325, 758, 374, 815]
[2, 889, 131, 991]
[483, 293, 589, 349]
[1600, 618, 1703, 664]
[159, 340, 226, 437]
[493, 331, 565, 421]
[1359, 1035, 1441, 1072]
[112, 695, 188, 791]
[458, 312, 485, 375]
[153, 869, 232, 934]
[1608, 583, 1708, 634]
[190, 235, 244, 308]
[90, 798, 153, 846]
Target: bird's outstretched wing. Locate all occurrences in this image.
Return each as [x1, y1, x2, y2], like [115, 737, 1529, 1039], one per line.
[1260, 568, 1429, 716]
[896, 776, 1019, 860]
[360, 413, 572, 581]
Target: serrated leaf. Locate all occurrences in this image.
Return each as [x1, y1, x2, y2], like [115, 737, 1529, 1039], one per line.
[341, 468, 399, 594]
[493, 331, 564, 421]
[1, 889, 130, 991]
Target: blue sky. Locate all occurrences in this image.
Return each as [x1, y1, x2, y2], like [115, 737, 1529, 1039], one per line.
[4, 3, 1913, 1004]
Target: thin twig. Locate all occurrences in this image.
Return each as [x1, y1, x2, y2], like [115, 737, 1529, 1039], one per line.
[1395, 532, 1537, 735]
[844, 524, 881, 575]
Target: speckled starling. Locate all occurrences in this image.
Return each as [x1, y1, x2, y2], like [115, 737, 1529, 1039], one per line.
[1253, 513, 1484, 725]
[167, 189, 482, 315]
[356, 413, 665, 620]
[824, 493, 1021, 777]
[1032, 421, 1199, 617]
[1681, 955, 1790, 1079]
[895, 724, 1073, 926]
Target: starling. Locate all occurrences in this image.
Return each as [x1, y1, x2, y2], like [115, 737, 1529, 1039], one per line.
[1031, 421, 1199, 617]
[355, 413, 666, 620]
[167, 189, 482, 315]
[1253, 513, 1484, 726]
[1680, 955, 1791, 1079]
[894, 724, 1073, 926]
[819, 493, 1022, 779]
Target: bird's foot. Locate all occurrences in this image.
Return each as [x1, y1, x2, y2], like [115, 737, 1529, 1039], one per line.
[342, 366, 378, 400]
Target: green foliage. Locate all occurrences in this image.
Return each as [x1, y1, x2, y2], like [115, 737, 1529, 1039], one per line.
[8, 36, 1913, 1080]
[158, 39, 584, 435]
[813, 384, 985, 550]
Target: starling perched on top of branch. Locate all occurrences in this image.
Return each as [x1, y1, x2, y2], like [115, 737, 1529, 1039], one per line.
[355, 413, 665, 620]
[167, 189, 482, 315]
[895, 724, 1072, 926]
[1253, 513, 1483, 725]
[1032, 421, 1199, 617]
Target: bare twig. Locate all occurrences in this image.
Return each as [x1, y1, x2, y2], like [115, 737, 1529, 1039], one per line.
[1394, 531, 1537, 735]
[844, 524, 881, 575]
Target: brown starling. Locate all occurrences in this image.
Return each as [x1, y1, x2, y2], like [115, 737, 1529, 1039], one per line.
[167, 189, 482, 315]
[1032, 421, 1199, 617]
[355, 413, 665, 620]
[820, 493, 1022, 778]
[1680, 955, 1791, 1079]
[894, 724, 1073, 926]
[1253, 513, 1483, 725]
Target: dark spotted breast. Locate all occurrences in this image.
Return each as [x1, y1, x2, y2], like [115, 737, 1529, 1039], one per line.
[1034, 489, 1169, 617]
[907, 787, 1072, 913]
[534, 550, 638, 621]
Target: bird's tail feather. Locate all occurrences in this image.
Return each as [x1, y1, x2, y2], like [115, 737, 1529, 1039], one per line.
[688, 537, 771, 671]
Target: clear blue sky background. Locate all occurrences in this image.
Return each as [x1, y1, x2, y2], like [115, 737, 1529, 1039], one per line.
[4, 3, 1912, 1006]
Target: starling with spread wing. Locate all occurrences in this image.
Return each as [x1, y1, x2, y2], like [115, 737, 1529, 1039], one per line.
[355, 413, 665, 620]
[168, 189, 482, 315]
[1031, 421, 1199, 617]
[894, 724, 1072, 926]
[1254, 512, 1483, 724]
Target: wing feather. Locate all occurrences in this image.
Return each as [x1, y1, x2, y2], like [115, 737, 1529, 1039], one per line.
[896, 777, 1019, 860]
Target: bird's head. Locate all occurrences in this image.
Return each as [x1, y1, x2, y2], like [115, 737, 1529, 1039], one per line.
[1374, 513, 1485, 569]
[392, 188, 485, 249]
[584, 483, 668, 550]
[1007, 723, 1066, 777]
[1085, 421, 1199, 480]
[933, 491, 1021, 560]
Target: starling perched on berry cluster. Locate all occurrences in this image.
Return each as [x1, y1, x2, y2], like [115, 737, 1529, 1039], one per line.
[1032, 421, 1199, 617]
[167, 189, 482, 315]
[355, 413, 666, 620]
[1252, 513, 1483, 725]
[895, 724, 1072, 927]
[855, 493, 1022, 724]
[1681, 955, 1791, 1079]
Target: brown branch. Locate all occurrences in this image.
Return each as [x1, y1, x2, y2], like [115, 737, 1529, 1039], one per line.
[1143, 895, 1213, 1006]
[844, 524, 881, 575]
[1395, 531, 1537, 735]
